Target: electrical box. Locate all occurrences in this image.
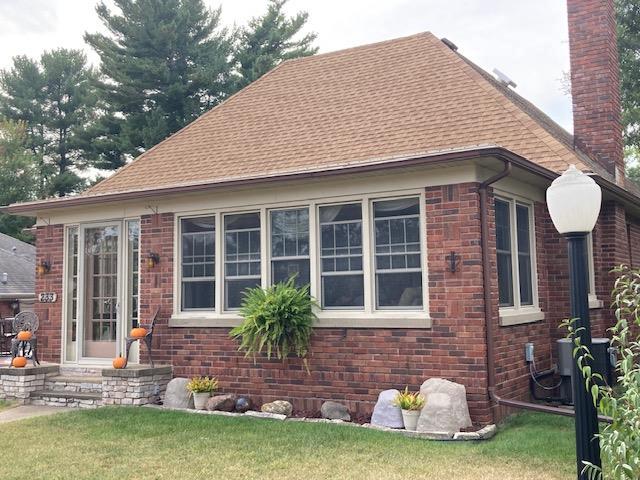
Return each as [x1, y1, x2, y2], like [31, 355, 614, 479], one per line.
[525, 343, 534, 362]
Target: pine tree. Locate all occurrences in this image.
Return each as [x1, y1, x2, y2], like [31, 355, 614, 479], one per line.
[234, 0, 317, 90]
[0, 119, 37, 241]
[0, 49, 98, 197]
[85, 0, 234, 160]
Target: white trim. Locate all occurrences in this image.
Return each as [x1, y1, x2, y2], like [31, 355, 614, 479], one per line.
[585, 233, 603, 309]
[494, 194, 539, 314]
[499, 307, 544, 326]
[170, 188, 430, 328]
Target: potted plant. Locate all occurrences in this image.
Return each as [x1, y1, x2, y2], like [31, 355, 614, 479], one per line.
[394, 386, 425, 431]
[187, 376, 218, 410]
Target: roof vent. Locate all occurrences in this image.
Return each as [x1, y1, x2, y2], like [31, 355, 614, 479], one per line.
[441, 38, 458, 51]
[1, 273, 7, 284]
[492, 68, 517, 88]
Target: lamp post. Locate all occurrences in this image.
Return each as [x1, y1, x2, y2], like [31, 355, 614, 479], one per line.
[546, 165, 602, 479]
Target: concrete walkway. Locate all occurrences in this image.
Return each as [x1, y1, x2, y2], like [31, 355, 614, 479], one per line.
[0, 405, 72, 424]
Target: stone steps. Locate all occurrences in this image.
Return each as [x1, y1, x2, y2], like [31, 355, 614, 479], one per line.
[44, 375, 103, 394]
[30, 389, 102, 408]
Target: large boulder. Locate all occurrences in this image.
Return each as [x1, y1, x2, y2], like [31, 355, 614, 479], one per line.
[206, 394, 236, 412]
[371, 389, 403, 429]
[164, 378, 193, 409]
[235, 397, 252, 413]
[416, 378, 472, 434]
[321, 401, 351, 421]
[261, 400, 293, 417]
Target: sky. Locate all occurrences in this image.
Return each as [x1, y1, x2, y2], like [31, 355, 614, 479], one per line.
[0, 0, 573, 131]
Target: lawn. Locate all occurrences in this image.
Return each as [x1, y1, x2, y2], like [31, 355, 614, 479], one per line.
[1, 407, 575, 480]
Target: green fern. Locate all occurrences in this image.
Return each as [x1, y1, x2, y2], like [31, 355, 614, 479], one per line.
[230, 276, 317, 371]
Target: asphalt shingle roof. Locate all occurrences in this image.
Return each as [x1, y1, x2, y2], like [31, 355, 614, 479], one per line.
[0, 233, 35, 298]
[58, 32, 635, 198]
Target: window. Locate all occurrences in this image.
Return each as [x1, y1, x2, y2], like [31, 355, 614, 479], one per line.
[319, 203, 364, 308]
[225, 212, 261, 309]
[495, 197, 535, 308]
[126, 220, 140, 326]
[65, 226, 78, 362]
[181, 216, 215, 310]
[373, 198, 423, 308]
[270, 208, 310, 287]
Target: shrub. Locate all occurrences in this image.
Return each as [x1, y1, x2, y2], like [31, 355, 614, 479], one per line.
[394, 387, 425, 411]
[230, 277, 317, 368]
[186, 376, 218, 394]
[564, 265, 640, 479]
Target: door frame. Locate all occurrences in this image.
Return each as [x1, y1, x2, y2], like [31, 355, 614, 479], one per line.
[61, 218, 140, 365]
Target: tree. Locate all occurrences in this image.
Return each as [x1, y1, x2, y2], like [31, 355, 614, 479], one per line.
[233, 0, 317, 90]
[0, 49, 98, 197]
[617, 0, 640, 162]
[84, 0, 235, 160]
[0, 119, 37, 242]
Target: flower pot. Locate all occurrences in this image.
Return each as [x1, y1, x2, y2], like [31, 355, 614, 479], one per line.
[401, 409, 421, 431]
[192, 392, 210, 410]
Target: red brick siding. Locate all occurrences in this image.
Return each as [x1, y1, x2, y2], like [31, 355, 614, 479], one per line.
[34, 225, 64, 362]
[138, 185, 493, 425]
[567, 0, 624, 176]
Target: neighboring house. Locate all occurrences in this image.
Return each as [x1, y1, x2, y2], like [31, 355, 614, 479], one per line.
[3, 0, 635, 424]
[0, 233, 35, 318]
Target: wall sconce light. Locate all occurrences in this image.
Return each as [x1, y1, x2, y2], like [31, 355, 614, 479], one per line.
[146, 252, 160, 268]
[36, 259, 51, 276]
[446, 251, 461, 273]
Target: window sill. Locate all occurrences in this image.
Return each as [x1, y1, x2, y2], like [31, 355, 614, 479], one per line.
[588, 294, 604, 310]
[499, 307, 544, 326]
[169, 312, 432, 329]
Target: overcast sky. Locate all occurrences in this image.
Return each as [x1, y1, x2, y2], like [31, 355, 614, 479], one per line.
[0, 0, 573, 131]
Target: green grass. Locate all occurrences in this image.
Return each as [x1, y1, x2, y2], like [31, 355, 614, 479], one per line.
[0, 399, 16, 412]
[1, 408, 575, 480]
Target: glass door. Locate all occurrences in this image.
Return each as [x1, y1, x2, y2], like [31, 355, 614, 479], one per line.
[80, 224, 121, 360]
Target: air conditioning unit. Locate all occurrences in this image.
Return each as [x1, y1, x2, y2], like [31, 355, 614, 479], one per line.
[556, 337, 616, 405]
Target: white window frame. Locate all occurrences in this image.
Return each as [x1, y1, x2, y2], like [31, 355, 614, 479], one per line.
[170, 189, 430, 328]
[178, 215, 216, 312]
[494, 195, 544, 326]
[268, 206, 311, 287]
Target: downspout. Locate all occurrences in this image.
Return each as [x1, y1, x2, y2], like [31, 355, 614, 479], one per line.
[479, 157, 612, 424]
[478, 159, 512, 421]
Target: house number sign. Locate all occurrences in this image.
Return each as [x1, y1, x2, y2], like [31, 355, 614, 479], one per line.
[38, 292, 57, 303]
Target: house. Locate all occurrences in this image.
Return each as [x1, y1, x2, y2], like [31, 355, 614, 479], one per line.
[2, 0, 636, 423]
[0, 233, 35, 318]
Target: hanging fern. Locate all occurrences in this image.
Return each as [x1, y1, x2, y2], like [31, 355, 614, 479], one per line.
[230, 277, 317, 369]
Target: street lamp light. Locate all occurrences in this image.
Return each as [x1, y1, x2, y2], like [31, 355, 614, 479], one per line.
[546, 164, 602, 479]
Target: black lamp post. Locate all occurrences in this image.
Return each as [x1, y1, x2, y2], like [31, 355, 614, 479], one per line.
[547, 165, 602, 479]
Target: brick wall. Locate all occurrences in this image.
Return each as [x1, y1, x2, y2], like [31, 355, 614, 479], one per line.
[138, 185, 494, 425]
[567, 0, 624, 177]
[34, 225, 65, 362]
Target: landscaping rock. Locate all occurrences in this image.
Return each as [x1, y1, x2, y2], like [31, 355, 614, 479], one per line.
[371, 389, 403, 429]
[261, 400, 293, 417]
[320, 401, 351, 421]
[163, 378, 193, 409]
[416, 378, 472, 434]
[245, 410, 286, 421]
[235, 397, 251, 413]
[206, 394, 236, 412]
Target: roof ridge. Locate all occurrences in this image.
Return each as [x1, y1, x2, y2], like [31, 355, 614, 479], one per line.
[430, 39, 584, 171]
[84, 59, 294, 196]
[285, 31, 436, 64]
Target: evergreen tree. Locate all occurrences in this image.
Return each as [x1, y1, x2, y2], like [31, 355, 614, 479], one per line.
[85, 0, 234, 160]
[617, 0, 640, 173]
[0, 119, 37, 241]
[234, 0, 317, 90]
[0, 49, 98, 197]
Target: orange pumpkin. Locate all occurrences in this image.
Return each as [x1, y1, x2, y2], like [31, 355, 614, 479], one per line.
[130, 327, 147, 339]
[112, 356, 127, 369]
[16, 330, 32, 341]
[12, 356, 27, 368]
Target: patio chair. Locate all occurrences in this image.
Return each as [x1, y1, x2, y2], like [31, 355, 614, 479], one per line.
[10, 311, 40, 366]
[1, 317, 15, 355]
[124, 307, 160, 367]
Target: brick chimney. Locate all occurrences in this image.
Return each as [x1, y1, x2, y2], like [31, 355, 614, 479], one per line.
[567, 0, 624, 181]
